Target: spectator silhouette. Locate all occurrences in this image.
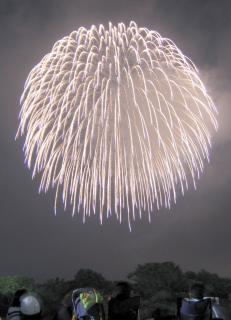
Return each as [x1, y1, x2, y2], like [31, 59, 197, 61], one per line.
[20, 293, 42, 320]
[152, 308, 161, 320]
[108, 282, 140, 320]
[177, 283, 212, 320]
[53, 292, 72, 320]
[7, 289, 28, 320]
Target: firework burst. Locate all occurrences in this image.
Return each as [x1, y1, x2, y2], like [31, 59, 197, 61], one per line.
[17, 21, 218, 228]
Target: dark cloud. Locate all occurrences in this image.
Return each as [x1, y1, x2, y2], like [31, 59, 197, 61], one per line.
[0, 0, 231, 282]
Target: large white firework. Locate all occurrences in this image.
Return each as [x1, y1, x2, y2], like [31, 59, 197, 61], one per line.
[17, 21, 218, 227]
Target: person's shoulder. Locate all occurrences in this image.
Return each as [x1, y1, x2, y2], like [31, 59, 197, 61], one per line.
[7, 306, 21, 320]
[7, 306, 21, 313]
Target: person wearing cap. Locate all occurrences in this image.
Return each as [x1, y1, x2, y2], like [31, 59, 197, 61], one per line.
[20, 293, 42, 320]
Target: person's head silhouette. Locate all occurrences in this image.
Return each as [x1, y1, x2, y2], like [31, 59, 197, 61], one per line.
[116, 282, 132, 299]
[189, 283, 205, 300]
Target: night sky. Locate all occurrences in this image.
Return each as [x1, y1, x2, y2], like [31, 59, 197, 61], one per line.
[1, 0, 231, 282]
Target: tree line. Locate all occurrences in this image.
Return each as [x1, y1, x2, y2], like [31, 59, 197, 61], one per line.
[1, 262, 231, 319]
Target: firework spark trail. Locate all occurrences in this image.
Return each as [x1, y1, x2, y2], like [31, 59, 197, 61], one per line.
[17, 21, 218, 228]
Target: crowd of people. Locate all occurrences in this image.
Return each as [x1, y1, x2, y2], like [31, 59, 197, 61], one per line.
[3, 281, 224, 320]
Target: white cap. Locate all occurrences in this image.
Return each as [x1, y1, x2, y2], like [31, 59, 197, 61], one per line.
[20, 294, 41, 316]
